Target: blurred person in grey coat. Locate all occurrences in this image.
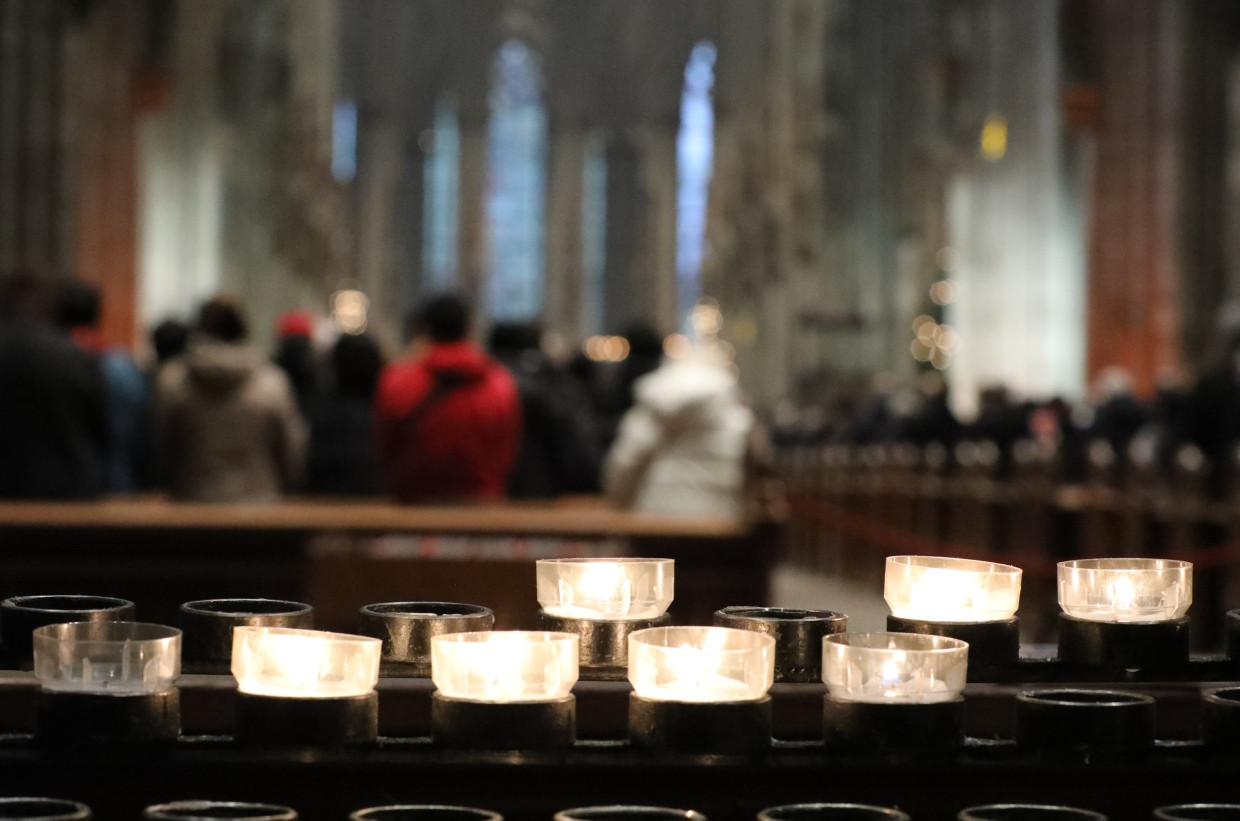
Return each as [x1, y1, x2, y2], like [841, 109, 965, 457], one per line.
[156, 295, 307, 502]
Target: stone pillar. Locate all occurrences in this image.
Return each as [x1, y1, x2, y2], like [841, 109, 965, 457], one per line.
[0, 0, 70, 276]
[1086, 0, 1184, 394]
[68, 0, 143, 349]
[544, 123, 587, 343]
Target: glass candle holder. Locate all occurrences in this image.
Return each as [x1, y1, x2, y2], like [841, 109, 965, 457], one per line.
[1154, 806, 1240, 821]
[628, 626, 774, 703]
[536, 558, 673, 620]
[822, 632, 968, 703]
[1057, 558, 1191, 622]
[884, 555, 1021, 622]
[231, 626, 381, 698]
[431, 631, 578, 702]
[33, 622, 180, 694]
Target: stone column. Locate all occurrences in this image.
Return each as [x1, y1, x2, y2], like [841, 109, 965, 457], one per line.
[1085, 0, 1184, 394]
[543, 123, 587, 343]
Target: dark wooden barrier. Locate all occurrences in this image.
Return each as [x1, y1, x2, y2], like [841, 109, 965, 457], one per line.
[0, 497, 777, 631]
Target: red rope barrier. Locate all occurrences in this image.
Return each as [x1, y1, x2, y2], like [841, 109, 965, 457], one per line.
[786, 491, 1240, 577]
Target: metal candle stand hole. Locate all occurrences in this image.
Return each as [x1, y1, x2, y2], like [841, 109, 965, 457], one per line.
[957, 807, 1108, 821]
[359, 602, 494, 668]
[714, 606, 847, 683]
[143, 801, 298, 820]
[1, 595, 135, 663]
[758, 804, 910, 821]
[555, 808, 707, 821]
[179, 599, 314, 668]
[1014, 689, 1155, 751]
[1154, 807, 1240, 821]
[350, 808, 502, 821]
[0, 798, 92, 820]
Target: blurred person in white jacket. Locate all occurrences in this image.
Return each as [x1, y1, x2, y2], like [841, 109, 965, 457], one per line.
[603, 348, 753, 518]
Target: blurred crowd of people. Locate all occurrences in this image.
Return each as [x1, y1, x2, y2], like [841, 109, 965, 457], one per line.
[775, 357, 1240, 498]
[0, 275, 759, 517]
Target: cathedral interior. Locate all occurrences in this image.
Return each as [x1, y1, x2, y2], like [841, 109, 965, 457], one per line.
[6, 0, 1239, 414]
[6, 2, 1240, 817]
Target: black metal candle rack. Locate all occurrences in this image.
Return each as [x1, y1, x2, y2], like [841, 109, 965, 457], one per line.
[0, 595, 1239, 821]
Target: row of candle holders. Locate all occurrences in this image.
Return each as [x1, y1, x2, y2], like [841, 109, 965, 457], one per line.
[0, 553, 1234, 753]
[7, 799, 1240, 820]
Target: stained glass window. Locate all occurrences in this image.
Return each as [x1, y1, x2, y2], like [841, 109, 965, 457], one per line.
[486, 40, 548, 320]
[676, 41, 716, 324]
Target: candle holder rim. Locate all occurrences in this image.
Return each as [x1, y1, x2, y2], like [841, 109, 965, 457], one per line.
[1057, 557, 1192, 572]
[536, 557, 673, 566]
[554, 806, 706, 821]
[142, 800, 298, 820]
[0, 797, 92, 820]
[758, 802, 911, 820]
[887, 554, 1022, 576]
[349, 805, 502, 821]
[32, 621, 181, 643]
[432, 630, 579, 645]
[824, 631, 968, 653]
[181, 598, 313, 617]
[1153, 805, 1240, 821]
[232, 625, 379, 647]
[957, 805, 1108, 820]
[1204, 686, 1240, 704]
[360, 601, 493, 619]
[1016, 688, 1155, 707]
[3, 594, 133, 613]
[629, 625, 776, 651]
[715, 606, 847, 622]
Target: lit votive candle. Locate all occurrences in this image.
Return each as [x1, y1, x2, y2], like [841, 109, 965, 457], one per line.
[1057, 558, 1192, 623]
[431, 631, 578, 702]
[822, 632, 968, 704]
[885, 555, 1021, 622]
[231, 626, 381, 698]
[536, 558, 673, 620]
[628, 626, 774, 703]
[33, 622, 181, 694]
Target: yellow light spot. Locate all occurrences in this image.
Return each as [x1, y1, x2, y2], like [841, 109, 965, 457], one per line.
[980, 115, 1008, 162]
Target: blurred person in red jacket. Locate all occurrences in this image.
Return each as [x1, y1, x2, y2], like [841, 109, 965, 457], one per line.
[375, 294, 521, 502]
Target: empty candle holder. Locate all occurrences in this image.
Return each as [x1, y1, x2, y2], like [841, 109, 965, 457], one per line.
[0, 799, 91, 820]
[536, 558, 673, 680]
[556, 808, 706, 821]
[144, 802, 298, 820]
[358, 601, 494, 676]
[1225, 610, 1240, 664]
[627, 626, 774, 754]
[33, 621, 181, 745]
[1056, 559, 1191, 667]
[758, 804, 910, 821]
[352, 808, 500, 821]
[884, 556, 1021, 676]
[821, 632, 968, 753]
[1154, 806, 1240, 821]
[957, 807, 1107, 821]
[179, 599, 314, 673]
[1014, 689, 1155, 754]
[351, 808, 502, 821]
[231, 626, 381, 746]
[1, 595, 135, 668]
[430, 631, 578, 750]
[714, 607, 847, 683]
[1199, 687, 1240, 751]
